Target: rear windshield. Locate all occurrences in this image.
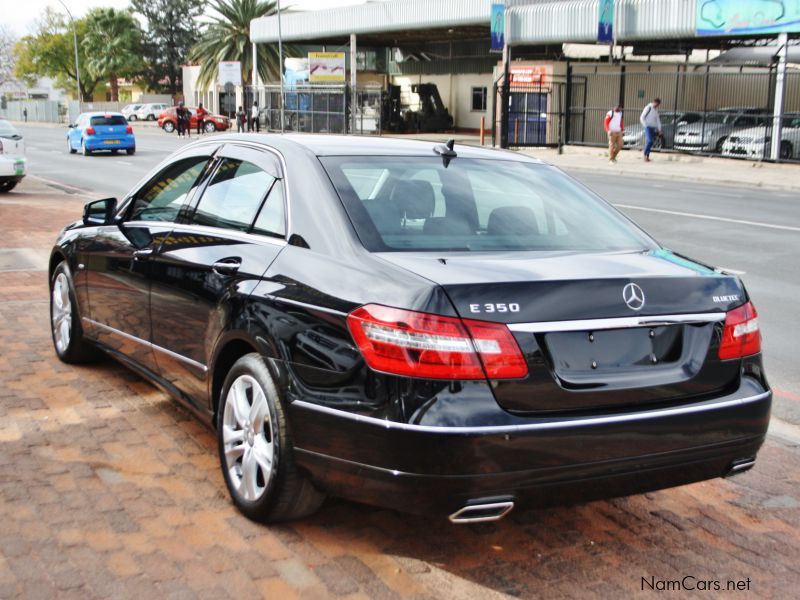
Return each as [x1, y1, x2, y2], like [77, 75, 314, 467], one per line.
[0, 121, 20, 137]
[320, 156, 655, 253]
[90, 115, 127, 126]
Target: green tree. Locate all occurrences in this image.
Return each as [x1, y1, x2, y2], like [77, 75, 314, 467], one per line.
[189, 0, 289, 90]
[13, 9, 102, 101]
[82, 7, 145, 102]
[132, 0, 205, 96]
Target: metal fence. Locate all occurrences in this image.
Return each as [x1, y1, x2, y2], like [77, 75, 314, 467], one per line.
[0, 99, 77, 124]
[245, 84, 383, 135]
[497, 64, 800, 163]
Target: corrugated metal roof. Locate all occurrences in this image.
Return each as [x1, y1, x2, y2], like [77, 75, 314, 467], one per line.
[507, 0, 698, 45]
[250, 0, 493, 43]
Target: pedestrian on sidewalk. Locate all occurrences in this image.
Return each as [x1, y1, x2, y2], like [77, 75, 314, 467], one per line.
[23, 108, 27, 123]
[640, 98, 662, 162]
[236, 106, 246, 133]
[604, 104, 624, 163]
[176, 103, 185, 137]
[196, 102, 207, 135]
[250, 101, 260, 133]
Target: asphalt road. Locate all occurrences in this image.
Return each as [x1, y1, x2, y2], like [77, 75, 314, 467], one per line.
[15, 122, 800, 426]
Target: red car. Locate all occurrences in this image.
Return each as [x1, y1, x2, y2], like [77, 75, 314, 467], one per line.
[158, 107, 230, 133]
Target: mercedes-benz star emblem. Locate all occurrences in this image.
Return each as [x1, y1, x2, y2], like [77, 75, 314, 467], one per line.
[622, 283, 645, 311]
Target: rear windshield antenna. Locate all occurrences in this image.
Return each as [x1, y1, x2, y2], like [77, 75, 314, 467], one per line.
[433, 139, 457, 167]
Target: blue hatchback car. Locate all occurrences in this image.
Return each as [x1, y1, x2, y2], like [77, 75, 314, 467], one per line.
[67, 112, 136, 156]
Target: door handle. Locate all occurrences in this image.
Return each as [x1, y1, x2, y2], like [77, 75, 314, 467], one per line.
[212, 260, 241, 275]
[133, 247, 154, 260]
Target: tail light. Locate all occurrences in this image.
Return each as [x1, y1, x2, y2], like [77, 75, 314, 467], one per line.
[126, 125, 133, 133]
[0, 140, 3, 154]
[85, 127, 95, 135]
[719, 301, 761, 360]
[346, 304, 528, 380]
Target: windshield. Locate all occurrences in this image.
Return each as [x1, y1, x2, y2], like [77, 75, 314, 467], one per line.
[321, 157, 655, 253]
[90, 115, 127, 126]
[0, 121, 20, 137]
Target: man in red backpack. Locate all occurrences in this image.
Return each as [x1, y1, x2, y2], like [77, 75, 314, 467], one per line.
[604, 104, 624, 164]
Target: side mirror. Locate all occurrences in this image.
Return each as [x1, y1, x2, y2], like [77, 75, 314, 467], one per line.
[68, 124, 75, 128]
[83, 197, 118, 226]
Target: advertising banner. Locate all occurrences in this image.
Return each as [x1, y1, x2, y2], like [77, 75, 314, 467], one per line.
[309, 52, 346, 82]
[509, 65, 551, 88]
[217, 61, 242, 87]
[697, 0, 800, 36]
[490, 3, 505, 53]
[598, 0, 614, 43]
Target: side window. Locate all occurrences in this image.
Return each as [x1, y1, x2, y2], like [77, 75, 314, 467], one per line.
[128, 156, 211, 222]
[252, 180, 286, 238]
[191, 158, 274, 232]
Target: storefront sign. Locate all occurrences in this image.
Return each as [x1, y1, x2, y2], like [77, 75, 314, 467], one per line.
[509, 65, 550, 88]
[490, 3, 505, 53]
[309, 52, 346, 82]
[697, 0, 800, 35]
[217, 61, 242, 87]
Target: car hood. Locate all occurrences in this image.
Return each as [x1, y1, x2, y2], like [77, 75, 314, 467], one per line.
[726, 126, 769, 139]
[677, 122, 729, 136]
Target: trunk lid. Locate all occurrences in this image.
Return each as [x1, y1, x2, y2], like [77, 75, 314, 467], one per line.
[376, 249, 745, 414]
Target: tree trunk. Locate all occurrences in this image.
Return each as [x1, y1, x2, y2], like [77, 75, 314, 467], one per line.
[110, 74, 119, 102]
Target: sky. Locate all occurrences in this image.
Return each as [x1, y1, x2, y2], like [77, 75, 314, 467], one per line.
[3, 0, 373, 36]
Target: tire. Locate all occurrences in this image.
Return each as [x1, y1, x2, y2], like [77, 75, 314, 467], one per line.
[81, 140, 91, 156]
[0, 180, 17, 193]
[146, 114, 155, 121]
[217, 353, 325, 523]
[126, 147, 136, 155]
[163, 121, 175, 133]
[129, 115, 137, 121]
[204, 121, 216, 133]
[780, 141, 793, 160]
[715, 136, 727, 153]
[50, 262, 100, 364]
[67, 138, 76, 154]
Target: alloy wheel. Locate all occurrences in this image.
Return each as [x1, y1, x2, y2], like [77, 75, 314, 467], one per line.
[51, 272, 72, 353]
[222, 374, 274, 502]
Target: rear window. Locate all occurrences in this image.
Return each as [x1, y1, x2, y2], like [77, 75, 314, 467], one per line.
[320, 156, 655, 253]
[90, 115, 127, 126]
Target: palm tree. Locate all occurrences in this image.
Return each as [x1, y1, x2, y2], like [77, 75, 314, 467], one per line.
[82, 8, 145, 101]
[190, 0, 290, 90]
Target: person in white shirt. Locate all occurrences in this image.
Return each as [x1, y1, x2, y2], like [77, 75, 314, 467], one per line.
[639, 98, 662, 162]
[250, 101, 260, 133]
[604, 104, 624, 163]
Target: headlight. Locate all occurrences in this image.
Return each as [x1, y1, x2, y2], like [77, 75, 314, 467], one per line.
[753, 137, 770, 145]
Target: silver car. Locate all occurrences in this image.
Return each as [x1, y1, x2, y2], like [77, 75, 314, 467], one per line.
[121, 104, 143, 121]
[673, 108, 768, 153]
[134, 103, 169, 121]
[623, 111, 702, 150]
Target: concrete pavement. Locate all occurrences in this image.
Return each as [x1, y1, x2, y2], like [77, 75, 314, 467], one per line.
[1, 177, 800, 598]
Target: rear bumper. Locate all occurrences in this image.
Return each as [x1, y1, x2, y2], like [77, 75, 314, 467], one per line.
[289, 378, 771, 517]
[85, 135, 135, 150]
[0, 157, 26, 177]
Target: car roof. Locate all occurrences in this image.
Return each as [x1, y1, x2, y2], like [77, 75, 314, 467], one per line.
[82, 111, 125, 117]
[217, 133, 545, 162]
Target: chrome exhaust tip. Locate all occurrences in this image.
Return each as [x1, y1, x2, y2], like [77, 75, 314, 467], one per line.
[726, 457, 756, 477]
[448, 499, 515, 524]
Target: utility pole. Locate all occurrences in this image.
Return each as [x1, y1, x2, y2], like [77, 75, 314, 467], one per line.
[770, 32, 788, 161]
[57, 0, 81, 103]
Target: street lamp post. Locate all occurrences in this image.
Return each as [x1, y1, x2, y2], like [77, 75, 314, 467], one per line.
[56, 0, 82, 103]
[277, 0, 284, 133]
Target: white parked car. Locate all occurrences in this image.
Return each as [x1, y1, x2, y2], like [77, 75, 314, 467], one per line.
[721, 114, 800, 160]
[134, 103, 169, 121]
[121, 103, 143, 121]
[0, 119, 26, 193]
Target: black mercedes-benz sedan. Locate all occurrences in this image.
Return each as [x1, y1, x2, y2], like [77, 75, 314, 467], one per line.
[48, 134, 770, 523]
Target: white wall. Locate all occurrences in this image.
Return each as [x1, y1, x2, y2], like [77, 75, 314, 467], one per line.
[392, 73, 494, 130]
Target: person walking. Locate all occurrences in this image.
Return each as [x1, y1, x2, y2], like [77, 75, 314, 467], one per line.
[236, 105, 246, 133]
[196, 102, 207, 135]
[640, 97, 662, 162]
[176, 102, 185, 137]
[23, 108, 27, 123]
[604, 104, 624, 164]
[250, 101, 260, 133]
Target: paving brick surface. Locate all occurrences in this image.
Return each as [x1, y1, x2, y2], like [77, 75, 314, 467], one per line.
[0, 177, 799, 598]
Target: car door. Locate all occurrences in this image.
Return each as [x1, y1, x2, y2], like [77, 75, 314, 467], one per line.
[80, 148, 216, 373]
[68, 114, 84, 149]
[148, 143, 287, 407]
